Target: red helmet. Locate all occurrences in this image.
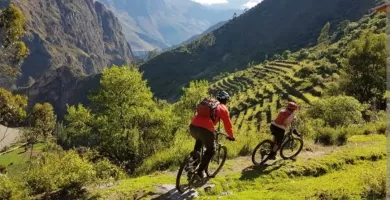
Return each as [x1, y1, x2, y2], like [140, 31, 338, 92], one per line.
[287, 102, 298, 111]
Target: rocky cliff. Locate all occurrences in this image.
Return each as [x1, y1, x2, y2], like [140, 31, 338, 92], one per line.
[9, 0, 134, 84]
[2, 0, 136, 117]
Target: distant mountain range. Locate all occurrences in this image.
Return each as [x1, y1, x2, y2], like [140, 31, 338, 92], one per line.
[140, 0, 375, 101]
[97, 0, 239, 54]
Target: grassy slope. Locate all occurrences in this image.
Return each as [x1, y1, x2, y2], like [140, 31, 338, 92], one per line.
[135, 12, 387, 177]
[91, 134, 386, 199]
[0, 143, 45, 177]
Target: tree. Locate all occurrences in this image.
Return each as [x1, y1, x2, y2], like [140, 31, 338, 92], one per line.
[0, 4, 29, 86]
[0, 88, 27, 127]
[25, 103, 55, 158]
[0, 88, 27, 145]
[62, 104, 94, 148]
[317, 22, 330, 44]
[340, 31, 386, 106]
[89, 65, 177, 172]
[174, 80, 209, 122]
[282, 50, 291, 60]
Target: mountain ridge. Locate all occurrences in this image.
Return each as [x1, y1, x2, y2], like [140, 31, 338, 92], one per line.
[97, 0, 239, 53]
[140, 0, 375, 101]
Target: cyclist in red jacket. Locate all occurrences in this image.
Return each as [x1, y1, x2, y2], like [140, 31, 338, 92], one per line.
[268, 102, 298, 160]
[189, 91, 235, 178]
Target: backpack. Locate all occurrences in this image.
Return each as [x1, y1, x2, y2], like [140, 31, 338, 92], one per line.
[196, 97, 220, 121]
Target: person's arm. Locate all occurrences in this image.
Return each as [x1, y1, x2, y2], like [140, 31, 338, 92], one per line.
[220, 107, 234, 138]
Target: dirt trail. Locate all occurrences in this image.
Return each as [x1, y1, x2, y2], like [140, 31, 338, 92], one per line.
[95, 138, 383, 200]
[142, 144, 344, 200]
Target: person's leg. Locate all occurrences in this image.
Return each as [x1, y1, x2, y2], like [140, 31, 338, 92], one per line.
[189, 125, 202, 164]
[269, 125, 284, 159]
[194, 127, 215, 177]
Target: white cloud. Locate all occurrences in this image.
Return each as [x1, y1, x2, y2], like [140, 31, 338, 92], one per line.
[191, 0, 229, 5]
[242, 0, 263, 9]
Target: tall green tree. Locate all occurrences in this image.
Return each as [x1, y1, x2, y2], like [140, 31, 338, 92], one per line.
[340, 31, 386, 106]
[88, 65, 177, 172]
[317, 22, 330, 44]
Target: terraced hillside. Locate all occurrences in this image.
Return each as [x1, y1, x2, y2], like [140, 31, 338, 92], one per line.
[209, 60, 323, 133]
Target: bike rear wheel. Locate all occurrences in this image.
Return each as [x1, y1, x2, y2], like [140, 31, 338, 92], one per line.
[206, 145, 227, 178]
[176, 155, 196, 193]
[252, 139, 274, 166]
[280, 137, 303, 159]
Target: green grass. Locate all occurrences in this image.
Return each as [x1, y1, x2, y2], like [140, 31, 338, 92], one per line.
[0, 143, 46, 177]
[93, 134, 386, 199]
[90, 173, 176, 199]
[0, 143, 45, 166]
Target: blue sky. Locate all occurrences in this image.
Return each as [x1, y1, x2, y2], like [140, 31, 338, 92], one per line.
[191, 0, 263, 9]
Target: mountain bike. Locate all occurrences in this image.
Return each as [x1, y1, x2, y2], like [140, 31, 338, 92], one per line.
[252, 123, 303, 166]
[176, 129, 231, 194]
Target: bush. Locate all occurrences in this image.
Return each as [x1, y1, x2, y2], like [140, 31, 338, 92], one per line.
[25, 150, 96, 194]
[316, 127, 348, 146]
[295, 65, 316, 78]
[316, 127, 337, 145]
[93, 158, 126, 181]
[0, 175, 26, 200]
[309, 74, 323, 85]
[308, 96, 364, 127]
[296, 49, 310, 60]
[0, 164, 6, 174]
[361, 164, 386, 199]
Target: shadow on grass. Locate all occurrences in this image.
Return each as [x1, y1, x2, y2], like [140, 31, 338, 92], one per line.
[239, 160, 288, 181]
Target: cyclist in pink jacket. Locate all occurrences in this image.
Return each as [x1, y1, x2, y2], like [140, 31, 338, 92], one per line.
[268, 102, 298, 160]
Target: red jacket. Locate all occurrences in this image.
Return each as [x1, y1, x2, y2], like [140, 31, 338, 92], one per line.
[191, 104, 234, 138]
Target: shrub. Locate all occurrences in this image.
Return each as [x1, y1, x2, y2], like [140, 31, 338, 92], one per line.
[0, 164, 7, 174]
[308, 96, 364, 127]
[363, 124, 376, 135]
[296, 49, 310, 60]
[309, 74, 323, 85]
[93, 158, 126, 181]
[376, 121, 386, 134]
[25, 150, 96, 194]
[316, 127, 337, 146]
[315, 126, 348, 146]
[295, 65, 316, 78]
[361, 165, 386, 199]
[0, 175, 26, 200]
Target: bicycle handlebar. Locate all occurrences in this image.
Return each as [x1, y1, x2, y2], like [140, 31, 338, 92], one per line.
[214, 130, 235, 141]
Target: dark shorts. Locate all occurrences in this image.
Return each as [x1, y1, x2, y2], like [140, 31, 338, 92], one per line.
[270, 124, 285, 145]
[189, 124, 215, 152]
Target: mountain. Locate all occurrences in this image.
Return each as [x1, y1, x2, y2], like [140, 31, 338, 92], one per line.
[7, 0, 134, 85]
[140, 0, 375, 101]
[170, 21, 227, 49]
[2, 0, 135, 115]
[97, 0, 239, 54]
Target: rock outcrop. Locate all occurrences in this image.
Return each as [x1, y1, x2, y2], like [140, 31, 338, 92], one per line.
[9, 0, 134, 84]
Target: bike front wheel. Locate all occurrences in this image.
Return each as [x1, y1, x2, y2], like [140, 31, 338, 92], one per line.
[280, 137, 303, 159]
[206, 145, 227, 178]
[252, 139, 274, 166]
[176, 155, 196, 193]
